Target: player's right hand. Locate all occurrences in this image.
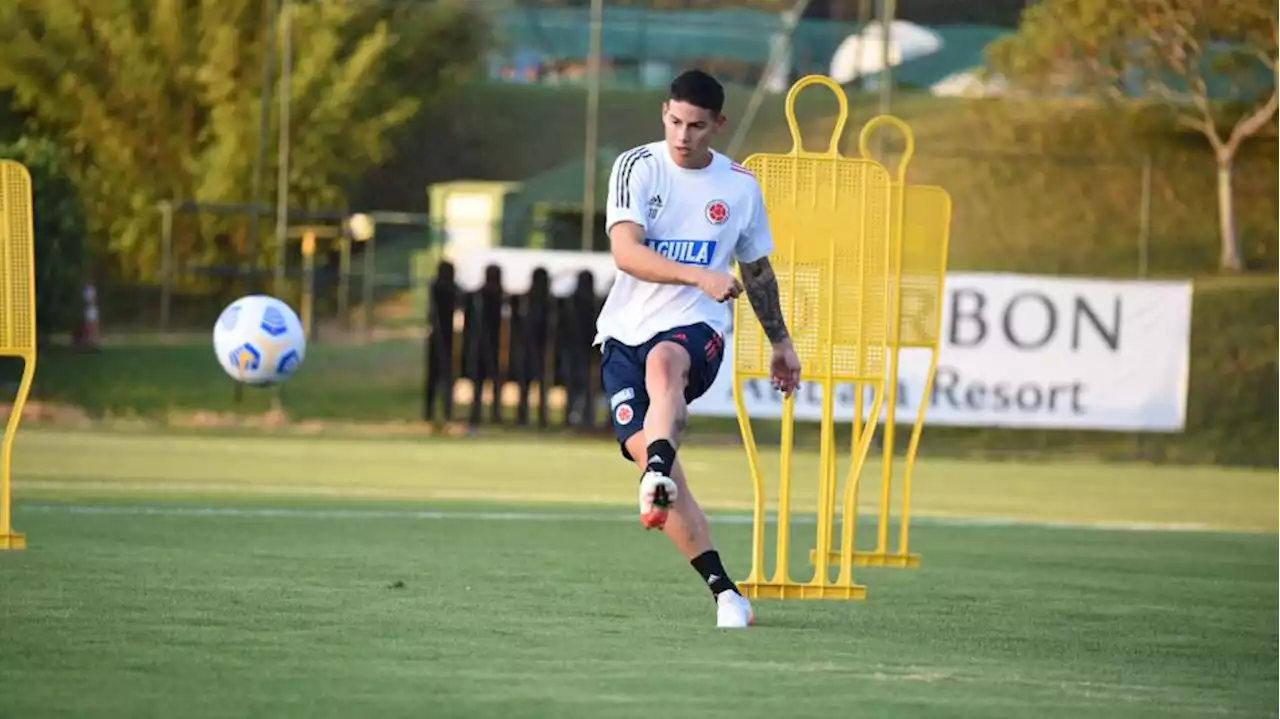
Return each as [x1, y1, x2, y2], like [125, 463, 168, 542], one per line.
[696, 270, 744, 303]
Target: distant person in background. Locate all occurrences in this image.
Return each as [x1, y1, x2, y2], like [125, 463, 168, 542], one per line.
[596, 69, 801, 629]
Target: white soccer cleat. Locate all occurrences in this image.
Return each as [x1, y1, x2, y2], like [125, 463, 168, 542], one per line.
[716, 590, 755, 629]
[638, 471, 678, 530]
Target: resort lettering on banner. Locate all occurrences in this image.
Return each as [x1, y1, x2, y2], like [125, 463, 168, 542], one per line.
[689, 272, 1194, 432]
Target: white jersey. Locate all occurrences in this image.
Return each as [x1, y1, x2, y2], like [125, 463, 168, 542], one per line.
[594, 141, 774, 347]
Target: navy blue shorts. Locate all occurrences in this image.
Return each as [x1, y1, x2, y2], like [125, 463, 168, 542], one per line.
[600, 322, 726, 461]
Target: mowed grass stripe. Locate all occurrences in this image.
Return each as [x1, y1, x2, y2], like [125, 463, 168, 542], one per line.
[12, 429, 1277, 532]
[14, 502, 1268, 536]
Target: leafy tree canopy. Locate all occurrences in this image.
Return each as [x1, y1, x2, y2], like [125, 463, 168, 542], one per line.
[987, 0, 1278, 270]
[0, 0, 489, 281]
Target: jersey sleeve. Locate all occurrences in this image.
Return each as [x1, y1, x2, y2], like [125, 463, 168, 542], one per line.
[604, 149, 653, 233]
[734, 180, 774, 263]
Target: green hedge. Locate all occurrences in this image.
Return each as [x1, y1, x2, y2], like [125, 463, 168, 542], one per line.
[0, 136, 87, 340]
[1176, 278, 1278, 466]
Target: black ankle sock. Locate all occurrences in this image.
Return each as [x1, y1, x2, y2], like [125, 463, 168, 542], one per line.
[691, 550, 739, 597]
[645, 439, 677, 476]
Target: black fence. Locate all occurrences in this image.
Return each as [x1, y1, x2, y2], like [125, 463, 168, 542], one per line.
[422, 260, 607, 430]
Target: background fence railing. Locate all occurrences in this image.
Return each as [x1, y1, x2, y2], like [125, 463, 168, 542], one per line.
[88, 143, 1277, 342]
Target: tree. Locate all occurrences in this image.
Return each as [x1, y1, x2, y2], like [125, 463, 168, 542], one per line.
[0, 0, 488, 283]
[987, 0, 1278, 271]
[0, 136, 87, 340]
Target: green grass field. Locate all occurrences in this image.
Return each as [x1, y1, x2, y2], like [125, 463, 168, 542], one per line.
[2, 428, 1275, 717]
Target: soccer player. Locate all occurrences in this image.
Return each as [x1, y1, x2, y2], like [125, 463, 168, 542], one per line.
[595, 69, 801, 629]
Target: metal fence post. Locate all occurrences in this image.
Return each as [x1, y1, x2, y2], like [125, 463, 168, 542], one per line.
[363, 233, 376, 341]
[338, 232, 351, 329]
[159, 200, 173, 333]
[273, 0, 292, 298]
[1138, 153, 1153, 278]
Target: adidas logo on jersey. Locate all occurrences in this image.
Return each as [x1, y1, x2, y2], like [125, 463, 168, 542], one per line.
[647, 195, 663, 220]
[644, 239, 717, 267]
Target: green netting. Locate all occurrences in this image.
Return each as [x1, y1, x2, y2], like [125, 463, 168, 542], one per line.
[494, 7, 857, 71]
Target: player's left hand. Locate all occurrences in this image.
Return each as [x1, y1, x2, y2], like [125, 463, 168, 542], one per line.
[769, 341, 801, 397]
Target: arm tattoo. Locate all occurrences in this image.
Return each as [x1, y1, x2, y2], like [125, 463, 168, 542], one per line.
[739, 257, 790, 344]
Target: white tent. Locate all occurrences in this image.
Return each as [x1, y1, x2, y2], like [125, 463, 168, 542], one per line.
[828, 20, 942, 84]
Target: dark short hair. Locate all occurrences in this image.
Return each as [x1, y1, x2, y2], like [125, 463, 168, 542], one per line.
[668, 69, 725, 116]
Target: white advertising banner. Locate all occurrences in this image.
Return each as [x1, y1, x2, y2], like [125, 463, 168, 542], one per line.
[688, 272, 1194, 432]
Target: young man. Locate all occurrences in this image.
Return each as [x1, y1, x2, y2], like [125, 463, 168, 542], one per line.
[595, 69, 801, 629]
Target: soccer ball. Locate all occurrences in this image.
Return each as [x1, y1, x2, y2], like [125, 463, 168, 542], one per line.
[212, 294, 307, 385]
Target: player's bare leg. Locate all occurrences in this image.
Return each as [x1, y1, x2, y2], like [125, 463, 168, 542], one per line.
[629, 341, 754, 628]
[634, 340, 690, 531]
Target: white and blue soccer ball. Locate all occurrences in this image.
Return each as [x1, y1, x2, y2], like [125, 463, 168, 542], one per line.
[212, 294, 307, 385]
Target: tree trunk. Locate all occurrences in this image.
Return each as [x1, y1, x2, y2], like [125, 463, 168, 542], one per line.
[1215, 154, 1243, 272]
